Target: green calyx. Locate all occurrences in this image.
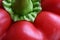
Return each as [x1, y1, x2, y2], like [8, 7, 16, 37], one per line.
[3, 0, 42, 22]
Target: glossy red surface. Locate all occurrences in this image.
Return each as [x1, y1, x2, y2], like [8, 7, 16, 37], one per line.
[41, 0, 60, 15]
[34, 11, 60, 40]
[0, 8, 12, 37]
[4, 20, 47, 40]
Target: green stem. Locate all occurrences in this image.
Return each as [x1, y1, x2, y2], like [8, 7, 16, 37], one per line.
[12, 0, 33, 16]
